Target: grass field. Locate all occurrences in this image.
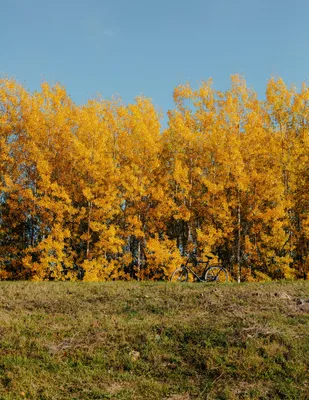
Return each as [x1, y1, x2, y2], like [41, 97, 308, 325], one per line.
[0, 281, 308, 399]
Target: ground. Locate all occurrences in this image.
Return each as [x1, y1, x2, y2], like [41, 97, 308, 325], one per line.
[0, 281, 308, 399]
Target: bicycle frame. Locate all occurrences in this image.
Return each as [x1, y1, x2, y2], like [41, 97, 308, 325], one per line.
[182, 258, 210, 282]
[171, 254, 229, 283]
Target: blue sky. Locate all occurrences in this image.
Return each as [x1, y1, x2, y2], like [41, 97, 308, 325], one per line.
[1, 0, 309, 119]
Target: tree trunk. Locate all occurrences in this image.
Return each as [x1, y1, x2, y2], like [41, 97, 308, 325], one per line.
[237, 191, 241, 283]
[137, 240, 141, 281]
[86, 201, 92, 259]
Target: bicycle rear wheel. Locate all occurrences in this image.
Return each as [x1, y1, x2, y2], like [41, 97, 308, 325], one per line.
[170, 268, 188, 282]
[204, 265, 228, 283]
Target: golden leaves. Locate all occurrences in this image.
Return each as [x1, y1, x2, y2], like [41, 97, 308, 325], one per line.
[1, 75, 309, 281]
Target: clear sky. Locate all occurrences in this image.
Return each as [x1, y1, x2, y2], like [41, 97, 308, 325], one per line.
[1, 0, 309, 119]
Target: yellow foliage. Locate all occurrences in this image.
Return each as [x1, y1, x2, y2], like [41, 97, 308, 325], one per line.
[1, 75, 309, 281]
[145, 236, 182, 280]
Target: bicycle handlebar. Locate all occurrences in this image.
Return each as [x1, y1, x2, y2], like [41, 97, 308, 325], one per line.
[186, 253, 213, 261]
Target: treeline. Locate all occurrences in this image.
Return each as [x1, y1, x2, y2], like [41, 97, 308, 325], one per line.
[1, 75, 309, 281]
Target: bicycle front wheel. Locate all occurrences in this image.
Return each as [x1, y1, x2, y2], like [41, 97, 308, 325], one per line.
[170, 268, 188, 282]
[204, 266, 228, 283]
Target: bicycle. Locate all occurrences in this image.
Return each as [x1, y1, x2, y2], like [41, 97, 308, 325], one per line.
[170, 254, 229, 283]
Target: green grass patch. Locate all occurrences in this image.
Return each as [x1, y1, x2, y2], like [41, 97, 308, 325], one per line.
[0, 281, 308, 399]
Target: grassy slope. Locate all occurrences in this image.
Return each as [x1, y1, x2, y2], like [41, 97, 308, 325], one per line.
[0, 281, 308, 400]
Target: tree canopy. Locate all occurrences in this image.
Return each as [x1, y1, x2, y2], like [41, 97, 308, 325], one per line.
[1, 75, 309, 281]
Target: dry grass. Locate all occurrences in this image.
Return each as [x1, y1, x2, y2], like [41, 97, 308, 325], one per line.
[0, 281, 308, 399]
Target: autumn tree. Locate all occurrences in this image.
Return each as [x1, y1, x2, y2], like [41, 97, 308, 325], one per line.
[1, 75, 309, 281]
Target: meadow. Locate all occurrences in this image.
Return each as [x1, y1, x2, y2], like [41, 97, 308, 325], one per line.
[0, 281, 308, 399]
